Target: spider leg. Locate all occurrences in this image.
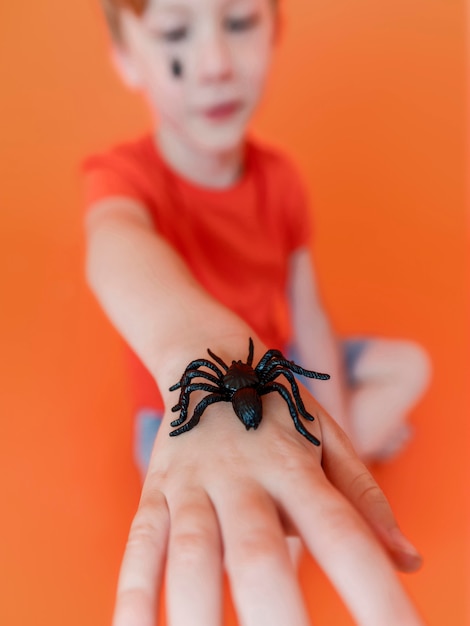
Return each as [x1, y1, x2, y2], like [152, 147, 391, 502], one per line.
[260, 382, 321, 446]
[262, 368, 314, 421]
[171, 381, 223, 411]
[208, 337, 255, 369]
[169, 359, 224, 391]
[255, 349, 285, 374]
[171, 383, 225, 427]
[260, 358, 330, 382]
[170, 370, 221, 397]
[170, 393, 226, 436]
[247, 337, 254, 366]
[170, 370, 220, 411]
[206, 349, 229, 371]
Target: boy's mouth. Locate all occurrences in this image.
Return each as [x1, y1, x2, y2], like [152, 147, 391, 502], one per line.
[202, 100, 242, 121]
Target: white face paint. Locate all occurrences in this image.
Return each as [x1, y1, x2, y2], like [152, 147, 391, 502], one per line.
[114, 0, 278, 155]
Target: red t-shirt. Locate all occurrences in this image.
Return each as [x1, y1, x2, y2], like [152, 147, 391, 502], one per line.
[82, 133, 312, 410]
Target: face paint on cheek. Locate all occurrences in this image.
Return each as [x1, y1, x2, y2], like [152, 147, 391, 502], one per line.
[170, 58, 183, 79]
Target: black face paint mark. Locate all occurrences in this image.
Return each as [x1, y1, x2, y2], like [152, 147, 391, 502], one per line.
[171, 58, 183, 78]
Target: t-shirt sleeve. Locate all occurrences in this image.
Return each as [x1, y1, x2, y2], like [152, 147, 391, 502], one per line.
[80, 149, 152, 215]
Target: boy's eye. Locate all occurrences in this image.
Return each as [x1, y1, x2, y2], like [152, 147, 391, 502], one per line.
[156, 13, 259, 42]
[225, 14, 260, 33]
[160, 27, 188, 43]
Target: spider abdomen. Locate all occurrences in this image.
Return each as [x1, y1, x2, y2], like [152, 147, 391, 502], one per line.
[232, 387, 262, 430]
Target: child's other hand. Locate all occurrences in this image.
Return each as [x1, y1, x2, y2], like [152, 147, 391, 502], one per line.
[112, 375, 423, 626]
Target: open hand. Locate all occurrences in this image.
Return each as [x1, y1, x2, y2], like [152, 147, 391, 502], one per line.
[113, 353, 423, 626]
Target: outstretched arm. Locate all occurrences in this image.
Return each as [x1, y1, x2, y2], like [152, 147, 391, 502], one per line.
[85, 198, 423, 626]
[85, 197, 251, 380]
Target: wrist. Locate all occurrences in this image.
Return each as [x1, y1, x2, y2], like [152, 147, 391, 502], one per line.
[152, 327, 265, 402]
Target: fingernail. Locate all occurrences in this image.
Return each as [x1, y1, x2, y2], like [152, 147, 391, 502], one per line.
[389, 528, 423, 571]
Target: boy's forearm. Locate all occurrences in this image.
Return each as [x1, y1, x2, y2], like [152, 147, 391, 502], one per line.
[85, 201, 253, 395]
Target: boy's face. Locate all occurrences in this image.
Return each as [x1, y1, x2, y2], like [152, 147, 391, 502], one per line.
[115, 0, 278, 154]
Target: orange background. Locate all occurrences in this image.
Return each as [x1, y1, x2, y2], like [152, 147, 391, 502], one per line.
[0, 0, 468, 624]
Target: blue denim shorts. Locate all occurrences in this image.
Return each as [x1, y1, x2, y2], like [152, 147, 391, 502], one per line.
[134, 338, 369, 476]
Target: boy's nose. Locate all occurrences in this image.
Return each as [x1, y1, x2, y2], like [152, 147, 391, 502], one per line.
[195, 31, 233, 83]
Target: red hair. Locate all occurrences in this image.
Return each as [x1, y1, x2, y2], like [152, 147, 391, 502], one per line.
[100, 0, 146, 41]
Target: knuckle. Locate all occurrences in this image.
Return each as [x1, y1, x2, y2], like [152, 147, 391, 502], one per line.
[115, 585, 151, 611]
[230, 528, 281, 569]
[126, 495, 168, 550]
[350, 470, 388, 508]
[171, 526, 215, 565]
[168, 490, 219, 565]
[113, 585, 156, 626]
[172, 510, 216, 547]
[140, 484, 167, 509]
[358, 483, 387, 510]
[127, 517, 160, 549]
[271, 438, 319, 475]
[283, 455, 322, 485]
[329, 419, 356, 453]
[323, 504, 356, 537]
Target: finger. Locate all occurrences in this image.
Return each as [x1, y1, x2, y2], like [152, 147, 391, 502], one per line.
[320, 412, 422, 572]
[113, 488, 169, 626]
[278, 470, 424, 626]
[166, 487, 223, 626]
[212, 481, 310, 626]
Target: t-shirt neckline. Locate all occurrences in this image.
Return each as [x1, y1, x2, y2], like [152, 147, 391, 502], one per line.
[147, 133, 253, 200]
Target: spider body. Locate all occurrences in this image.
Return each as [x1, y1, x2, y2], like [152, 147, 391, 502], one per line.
[223, 361, 259, 391]
[232, 385, 263, 429]
[169, 338, 330, 445]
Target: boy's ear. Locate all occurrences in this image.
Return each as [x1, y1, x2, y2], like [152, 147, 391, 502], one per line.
[110, 46, 142, 90]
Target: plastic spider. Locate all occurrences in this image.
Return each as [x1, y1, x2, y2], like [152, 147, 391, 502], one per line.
[169, 337, 330, 446]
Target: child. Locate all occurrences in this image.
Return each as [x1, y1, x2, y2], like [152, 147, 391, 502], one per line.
[83, 0, 429, 624]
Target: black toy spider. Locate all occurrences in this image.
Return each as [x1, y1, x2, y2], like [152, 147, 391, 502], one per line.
[169, 337, 330, 446]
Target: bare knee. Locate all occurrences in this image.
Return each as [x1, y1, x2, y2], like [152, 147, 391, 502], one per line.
[390, 340, 432, 397]
[356, 339, 432, 399]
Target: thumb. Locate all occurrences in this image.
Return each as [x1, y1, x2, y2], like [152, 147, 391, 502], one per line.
[319, 411, 423, 573]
